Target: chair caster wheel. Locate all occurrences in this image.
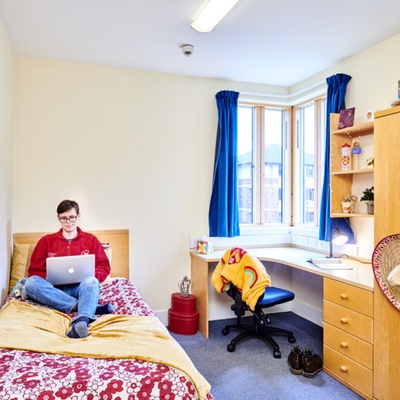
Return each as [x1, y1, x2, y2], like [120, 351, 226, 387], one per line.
[289, 335, 296, 343]
[227, 343, 236, 352]
[273, 350, 281, 359]
[222, 327, 230, 335]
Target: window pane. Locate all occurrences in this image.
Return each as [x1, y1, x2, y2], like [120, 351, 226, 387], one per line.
[264, 109, 284, 223]
[238, 107, 254, 224]
[301, 104, 315, 224]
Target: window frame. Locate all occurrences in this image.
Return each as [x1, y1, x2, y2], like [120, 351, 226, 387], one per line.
[238, 103, 292, 228]
[238, 95, 326, 232]
[292, 96, 326, 228]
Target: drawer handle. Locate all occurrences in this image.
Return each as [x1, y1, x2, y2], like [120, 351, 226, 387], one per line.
[340, 341, 348, 348]
[340, 293, 348, 300]
[340, 317, 348, 324]
[340, 366, 348, 372]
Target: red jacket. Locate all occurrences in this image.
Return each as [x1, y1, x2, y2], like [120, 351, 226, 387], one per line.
[28, 227, 111, 283]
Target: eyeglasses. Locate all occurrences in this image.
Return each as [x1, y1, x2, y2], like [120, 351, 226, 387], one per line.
[58, 216, 78, 223]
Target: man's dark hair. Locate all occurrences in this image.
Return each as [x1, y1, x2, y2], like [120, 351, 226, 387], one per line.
[57, 200, 80, 215]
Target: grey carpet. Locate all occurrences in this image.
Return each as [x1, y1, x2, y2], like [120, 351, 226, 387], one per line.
[170, 312, 363, 400]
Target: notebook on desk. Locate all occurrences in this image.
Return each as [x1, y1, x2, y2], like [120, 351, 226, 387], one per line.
[46, 254, 95, 285]
[307, 258, 353, 270]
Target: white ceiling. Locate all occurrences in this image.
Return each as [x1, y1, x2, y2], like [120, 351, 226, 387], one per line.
[1, 0, 400, 87]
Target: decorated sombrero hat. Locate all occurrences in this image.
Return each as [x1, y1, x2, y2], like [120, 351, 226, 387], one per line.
[372, 233, 400, 311]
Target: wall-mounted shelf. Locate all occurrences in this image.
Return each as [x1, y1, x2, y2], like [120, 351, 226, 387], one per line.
[331, 120, 374, 138]
[331, 212, 374, 218]
[331, 169, 373, 176]
[330, 114, 374, 218]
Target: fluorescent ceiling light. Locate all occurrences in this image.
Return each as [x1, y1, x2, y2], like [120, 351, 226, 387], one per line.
[191, 0, 240, 33]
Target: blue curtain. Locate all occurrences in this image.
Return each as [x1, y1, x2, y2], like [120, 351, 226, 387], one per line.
[319, 73, 354, 243]
[208, 90, 240, 238]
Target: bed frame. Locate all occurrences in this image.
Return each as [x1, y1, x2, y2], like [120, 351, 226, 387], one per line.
[14, 229, 129, 279]
[6, 229, 213, 399]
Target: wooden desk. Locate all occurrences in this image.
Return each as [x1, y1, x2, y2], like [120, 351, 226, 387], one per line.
[190, 246, 374, 338]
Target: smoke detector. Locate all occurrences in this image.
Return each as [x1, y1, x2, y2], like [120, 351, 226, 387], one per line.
[181, 44, 194, 57]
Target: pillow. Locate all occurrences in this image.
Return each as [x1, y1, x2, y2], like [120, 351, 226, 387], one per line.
[9, 243, 36, 291]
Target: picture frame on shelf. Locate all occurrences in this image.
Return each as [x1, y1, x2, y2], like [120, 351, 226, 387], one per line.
[338, 107, 355, 129]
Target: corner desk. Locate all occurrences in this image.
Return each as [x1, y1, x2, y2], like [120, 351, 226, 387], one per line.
[190, 246, 373, 338]
[190, 246, 374, 399]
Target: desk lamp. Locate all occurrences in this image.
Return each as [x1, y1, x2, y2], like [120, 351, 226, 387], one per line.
[327, 228, 348, 258]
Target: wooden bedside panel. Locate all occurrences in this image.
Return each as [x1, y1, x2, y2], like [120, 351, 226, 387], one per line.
[324, 300, 373, 342]
[324, 345, 372, 397]
[324, 278, 372, 317]
[324, 322, 372, 368]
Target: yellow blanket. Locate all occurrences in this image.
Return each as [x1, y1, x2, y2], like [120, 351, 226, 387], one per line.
[211, 247, 271, 310]
[0, 300, 211, 400]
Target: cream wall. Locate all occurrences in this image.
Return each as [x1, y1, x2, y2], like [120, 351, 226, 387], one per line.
[13, 58, 216, 311]
[13, 58, 290, 312]
[9, 31, 400, 315]
[0, 18, 13, 303]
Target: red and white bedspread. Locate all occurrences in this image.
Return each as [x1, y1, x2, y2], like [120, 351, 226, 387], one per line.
[0, 278, 214, 400]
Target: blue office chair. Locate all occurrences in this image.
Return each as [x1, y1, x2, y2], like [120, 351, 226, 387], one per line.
[222, 284, 296, 358]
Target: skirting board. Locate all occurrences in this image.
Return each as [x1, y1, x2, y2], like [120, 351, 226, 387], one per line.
[154, 300, 319, 329]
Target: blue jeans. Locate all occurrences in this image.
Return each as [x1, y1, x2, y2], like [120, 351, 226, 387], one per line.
[24, 275, 100, 322]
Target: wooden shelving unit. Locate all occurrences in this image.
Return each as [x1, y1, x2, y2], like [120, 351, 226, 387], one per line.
[330, 114, 374, 218]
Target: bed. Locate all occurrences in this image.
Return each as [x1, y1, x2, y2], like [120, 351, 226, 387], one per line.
[0, 230, 213, 400]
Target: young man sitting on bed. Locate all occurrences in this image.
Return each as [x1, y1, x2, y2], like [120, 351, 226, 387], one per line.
[22, 199, 114, 339]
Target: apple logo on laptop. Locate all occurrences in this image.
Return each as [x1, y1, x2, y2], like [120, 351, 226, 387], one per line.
[68, 267, 75, 274]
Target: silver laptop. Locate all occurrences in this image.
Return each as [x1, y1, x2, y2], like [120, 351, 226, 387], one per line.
[46, 254, 95, 285]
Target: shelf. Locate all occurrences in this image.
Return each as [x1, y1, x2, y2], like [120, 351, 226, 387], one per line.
[330, 113, 374, 218]
[331, 169, 374, 176]
[331, 213, 374, 218]
[331, 121, 374, 137]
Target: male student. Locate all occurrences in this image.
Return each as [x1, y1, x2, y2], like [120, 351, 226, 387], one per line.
[24, 199, 114, 339]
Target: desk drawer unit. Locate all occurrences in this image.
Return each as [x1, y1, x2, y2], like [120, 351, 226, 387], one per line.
[323, 278, 373, 399]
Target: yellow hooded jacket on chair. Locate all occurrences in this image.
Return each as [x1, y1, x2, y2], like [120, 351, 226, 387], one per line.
[211, 247, 271, 310]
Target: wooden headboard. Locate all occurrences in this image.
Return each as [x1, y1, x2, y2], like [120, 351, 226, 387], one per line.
[14, 229, 129, 279]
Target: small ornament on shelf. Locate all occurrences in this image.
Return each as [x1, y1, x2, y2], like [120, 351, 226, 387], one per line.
[398, 80, 400, 100]
[352, 141, 361, 170]
[366, 110, 378, 121]
[366, 157, 374, 169]
[341, 143, 351, 171]
[390, 81, 400, 106]
[341, 194, 358, 214]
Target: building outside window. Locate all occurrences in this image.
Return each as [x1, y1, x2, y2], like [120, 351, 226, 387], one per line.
[238, 97, 325, 228]
[238, 105, 290, 226]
